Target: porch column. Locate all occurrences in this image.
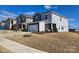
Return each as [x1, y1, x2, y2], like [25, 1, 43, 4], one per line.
[21, 24, 23, 30]
[51, 23, 53, 32]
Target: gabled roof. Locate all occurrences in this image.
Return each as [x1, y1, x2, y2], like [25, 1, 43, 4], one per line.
[43, 11, 68, 19]
[18, 14, 33, 19]
[33, 12, 42, 15]
[6, 18, 14, 20]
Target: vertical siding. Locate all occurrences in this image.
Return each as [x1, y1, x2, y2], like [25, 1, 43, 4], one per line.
[61, 17, 68, 32]
[51, 13, 68, 32]
[26, 18, 33, 23]
[39, 21, 45, 32]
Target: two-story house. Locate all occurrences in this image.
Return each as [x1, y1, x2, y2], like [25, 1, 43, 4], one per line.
[5, 18, 16, 30]
[0, 21, 6, 30]
[27, 11, 68, 32]
[16, 14, 33, 31]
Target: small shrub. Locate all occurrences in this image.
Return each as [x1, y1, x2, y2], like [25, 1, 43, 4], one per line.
[23, 35, 31, 37]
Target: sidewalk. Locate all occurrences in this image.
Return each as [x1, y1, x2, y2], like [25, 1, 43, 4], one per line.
[0, 37, 46, 53]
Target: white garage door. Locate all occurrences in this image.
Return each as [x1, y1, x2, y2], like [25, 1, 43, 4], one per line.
[27, 24, 38, 32]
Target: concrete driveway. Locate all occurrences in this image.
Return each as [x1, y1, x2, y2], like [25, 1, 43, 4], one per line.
[0, 37, 46, 53]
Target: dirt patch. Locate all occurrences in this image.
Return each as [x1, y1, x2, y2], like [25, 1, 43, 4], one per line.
[0, 46, 11, 53]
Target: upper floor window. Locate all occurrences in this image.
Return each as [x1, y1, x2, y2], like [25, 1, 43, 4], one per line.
[33, 14, 41, 22]
[20, 18, 26, 23]
[20, 18, 22, 22]
[60, 17, 62, 21]
[45, 15, 47, 19]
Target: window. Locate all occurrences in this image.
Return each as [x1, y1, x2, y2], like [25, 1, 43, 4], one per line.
[33, 14, 41, 21]
[20, 18, 22, 22]
[37, 15, 41, 21]
[45, 15, 47, 19]
[59, 25, 60, 30]
[20, 18, 25, 23]
[61, 26, 64, 30]
[60, 17, 62, 21]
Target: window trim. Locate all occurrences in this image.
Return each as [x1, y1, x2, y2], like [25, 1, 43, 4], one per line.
[61, 26, 64, 30]
[60, 17, 62, 21]
[45, 15, 48, 19]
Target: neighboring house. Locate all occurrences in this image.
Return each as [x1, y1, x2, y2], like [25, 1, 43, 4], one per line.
[75, 29, 79, 32]
[69, 29, 79, 32]
[16, 14, 33, 31]
[69, 29, 76, 32]
[0, 21, 6, 30]
[5, 18, 16, 30]
[27, 11, 68, 32]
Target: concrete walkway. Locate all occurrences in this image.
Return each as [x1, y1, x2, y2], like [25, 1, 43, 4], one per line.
[0, 37, 46, 53]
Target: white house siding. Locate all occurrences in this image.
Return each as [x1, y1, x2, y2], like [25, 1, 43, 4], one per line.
[51, 13, 68, 32]
[26, 18, 33, 23]
[24, 18, 33, 29]
[17, 17, 33, 24]
[16, 15, 33, 24]
[13, 20, 16, 25]
[16, 15, 33, 30]
[41, 13, 52, 23]
[61, 17, 68, 32]
[39, 21, 45, 32]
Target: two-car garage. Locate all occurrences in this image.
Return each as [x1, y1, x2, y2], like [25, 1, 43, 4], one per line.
[27, 21, 45, 32]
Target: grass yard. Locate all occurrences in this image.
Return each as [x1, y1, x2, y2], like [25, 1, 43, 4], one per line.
[5, 32, 79, 53]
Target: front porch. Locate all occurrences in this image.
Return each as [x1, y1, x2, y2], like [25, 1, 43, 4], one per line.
[45, 23, 58, 32]
[19, 24, 26, 31]
[15, 24, 27, 31]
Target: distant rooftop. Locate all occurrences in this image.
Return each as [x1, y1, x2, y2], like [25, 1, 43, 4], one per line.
[6, 18, 16, 21]
[18, 14, 33, 19]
